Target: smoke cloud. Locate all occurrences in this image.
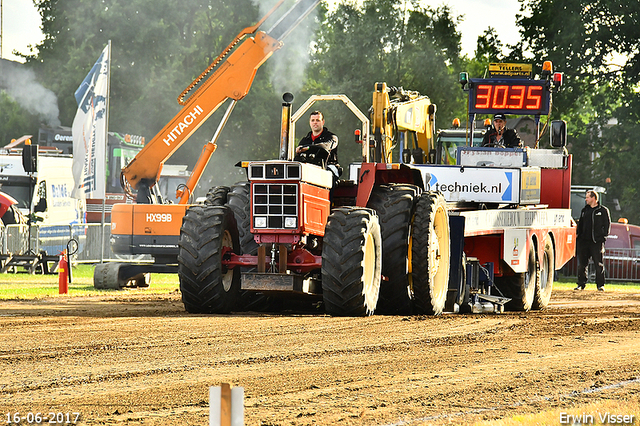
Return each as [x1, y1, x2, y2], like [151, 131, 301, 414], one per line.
[0, 59, 61, 126]
[253, 0, 319, 96]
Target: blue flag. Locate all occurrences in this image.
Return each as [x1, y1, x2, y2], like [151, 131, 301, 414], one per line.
[72, 44, 109, 199]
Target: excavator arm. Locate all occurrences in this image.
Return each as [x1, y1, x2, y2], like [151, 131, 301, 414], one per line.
[370, 82, 436, 164]
[121, 0, 320, 202]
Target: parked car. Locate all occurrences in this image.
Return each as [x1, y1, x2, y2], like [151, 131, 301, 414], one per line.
[563, 219, 640, 282]
[601, 219, 640, 281]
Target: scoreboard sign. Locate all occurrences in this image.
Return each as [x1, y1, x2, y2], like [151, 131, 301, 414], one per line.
[468, 78, 551, 115]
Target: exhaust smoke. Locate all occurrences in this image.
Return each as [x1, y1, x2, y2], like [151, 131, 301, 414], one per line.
[0, 60, 61, 127]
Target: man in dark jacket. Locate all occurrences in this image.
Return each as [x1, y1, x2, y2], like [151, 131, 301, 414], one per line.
[575, 190, 611, 291]
[295, 111, 341, 178]
[482, 113, 523, 148]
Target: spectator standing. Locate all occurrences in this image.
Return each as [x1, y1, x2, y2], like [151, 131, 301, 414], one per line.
[575, 190, 611, 291]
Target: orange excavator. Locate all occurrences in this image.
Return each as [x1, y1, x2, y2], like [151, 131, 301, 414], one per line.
[95, 0, 320, 288]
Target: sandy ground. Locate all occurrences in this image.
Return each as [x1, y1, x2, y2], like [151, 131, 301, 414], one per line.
[1, 288, 639, 425]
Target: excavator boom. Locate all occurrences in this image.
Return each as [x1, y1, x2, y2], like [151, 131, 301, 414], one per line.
[121, 0, 320, 200]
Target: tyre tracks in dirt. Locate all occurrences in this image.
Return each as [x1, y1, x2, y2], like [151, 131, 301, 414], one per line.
[1, 289, 639, 425]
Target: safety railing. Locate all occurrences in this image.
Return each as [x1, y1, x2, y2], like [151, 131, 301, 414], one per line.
[561, 248, 640, 282]
[0, 223, 150, 264]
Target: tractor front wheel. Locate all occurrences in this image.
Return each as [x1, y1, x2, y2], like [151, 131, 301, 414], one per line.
[178, 205, 241, 313]
[322, 207, 382, 316]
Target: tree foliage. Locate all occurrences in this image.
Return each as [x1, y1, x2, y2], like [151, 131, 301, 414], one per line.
[7, 0, 639, 219]
[0, 93, 42, 144]
[306, 0, 465, 163]
[517, 0, 640, 221]
[25, 0, 287, 188]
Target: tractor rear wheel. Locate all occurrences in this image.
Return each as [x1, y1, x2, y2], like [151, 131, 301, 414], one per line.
[178, 205, 240, 313]
[226, 181, 274, 311]
[322, 207, 382, 316]
[227, 182, 258, 255]
[533, 234, 554, 310]
[411, 192, 450, 315]
[204, 186, 230, 206]
[367, 184, 419, 314]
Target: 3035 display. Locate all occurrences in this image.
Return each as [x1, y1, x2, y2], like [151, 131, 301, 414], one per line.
[467, 79, 552, 115]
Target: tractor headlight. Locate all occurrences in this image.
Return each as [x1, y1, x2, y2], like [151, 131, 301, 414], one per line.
[254, 217, 267, 228]
[284, 217, 297, 229]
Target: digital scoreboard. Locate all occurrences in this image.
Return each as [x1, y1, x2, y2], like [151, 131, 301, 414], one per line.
[468, 79, 551, 115]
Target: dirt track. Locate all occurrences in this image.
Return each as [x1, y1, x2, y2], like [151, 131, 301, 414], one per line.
[1, 288, 639, 425]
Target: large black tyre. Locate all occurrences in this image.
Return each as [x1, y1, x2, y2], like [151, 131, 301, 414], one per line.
[496, 236, 538, 311]
[322, 207, 382, 316]
[178, 205, 241, 313]
[367, 184, 419, 314]
[93, 262, 123, 289]
[411, 192, 450, 315]
[227, 182, 258, 256]
[225, 182, 274, 311]
[533, 234, 554, 310]
[204, 186, 230, 206]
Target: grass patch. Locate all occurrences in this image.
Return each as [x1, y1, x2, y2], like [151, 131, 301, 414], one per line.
[555, 277, 640, 291]
[1, 265, 638, 300]
[473, 398, 640, 425]
[0, 263, 179, 299]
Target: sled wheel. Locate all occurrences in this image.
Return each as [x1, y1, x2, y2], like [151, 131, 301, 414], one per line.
[446, 253, 470, 313]
[533, 234, 554, 310]
[499, 236, 538, 311]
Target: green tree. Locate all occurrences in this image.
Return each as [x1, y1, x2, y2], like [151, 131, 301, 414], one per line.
[0, 93, 42, 145]
[518, 0, 640, 221]
[16, 0, 478, 193]
[305, 0, 465, 164]
[25, 0, 300, 189]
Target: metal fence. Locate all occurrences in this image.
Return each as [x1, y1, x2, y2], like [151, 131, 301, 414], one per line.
[5, 224, 637, 281]
[0, 223, 149, 264]
[561, 248, 640, 282]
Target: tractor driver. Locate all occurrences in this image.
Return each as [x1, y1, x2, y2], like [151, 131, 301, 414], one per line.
[295, 110, 342, 179]
[482, 113, 523, 148]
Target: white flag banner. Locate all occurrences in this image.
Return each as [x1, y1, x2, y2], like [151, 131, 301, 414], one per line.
[72, 45, 109, 199]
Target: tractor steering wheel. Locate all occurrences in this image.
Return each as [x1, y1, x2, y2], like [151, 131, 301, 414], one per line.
[294, 144, 330, 168]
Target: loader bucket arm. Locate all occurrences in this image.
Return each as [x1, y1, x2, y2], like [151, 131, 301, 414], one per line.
[120, 0, 320, 199]
[370, 82, 436, 164]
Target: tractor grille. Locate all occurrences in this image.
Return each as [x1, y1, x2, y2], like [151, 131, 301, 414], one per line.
[252, 183, 298, 229]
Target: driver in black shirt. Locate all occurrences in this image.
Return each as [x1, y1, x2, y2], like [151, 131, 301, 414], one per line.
[295, 110, 341, 177]
[482, 113, 523, 148]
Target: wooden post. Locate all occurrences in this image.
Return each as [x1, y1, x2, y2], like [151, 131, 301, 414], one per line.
[220, 383, 231, 426]
[210, 383, 244, 426]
